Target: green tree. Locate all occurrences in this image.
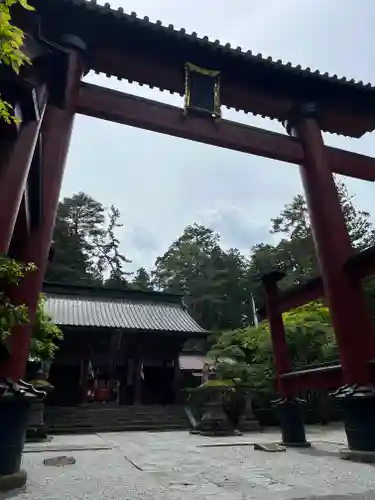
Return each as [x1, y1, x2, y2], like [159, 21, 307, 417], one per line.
[153, 224, 224, 329]
[131, 267, 153, 291]
[270, 180, 375, 283]
[0, 0, 34, 123]
[58, 192, 105, 249]
[45, 216, 94, 284]
[47, 194, 132, 286]
[96, 206, 132, 287]
[29, 295, 63, 362]
[209, 301, 336, 393]
[246, 180, 375, 304]
[0, 255, 35, 343]
[211, 248, 250, 330]
[153, 224, 248, 331]
[51, 192, 106, 283]
[339, 182, 375, 249]
[246, 242, 285, 308]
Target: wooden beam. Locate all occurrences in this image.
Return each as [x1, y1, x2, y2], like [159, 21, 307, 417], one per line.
[76, 83, 375, 181]
[345, 245, 375, 280]
[89, 49, 375, 137]
[277, 246, 375, 314]
[280, 364, 343, 391]
[8, 191, 30, 257]
[277, 278, 324, 314]
[90, 49, 291, 123]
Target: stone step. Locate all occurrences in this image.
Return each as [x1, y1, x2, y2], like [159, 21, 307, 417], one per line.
[46, 414, 186, 422]
[45, 405, 190, 434]
[48, 423, 189, 434]
[47, 409, 187, 416]
[46, 405, 184, 412]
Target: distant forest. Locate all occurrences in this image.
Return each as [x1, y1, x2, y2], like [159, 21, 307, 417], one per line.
[46, 181, 375, 332]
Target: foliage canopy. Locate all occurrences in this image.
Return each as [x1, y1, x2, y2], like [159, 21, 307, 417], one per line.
[0, 0, 34, 123]
[209, 301, 338, 392]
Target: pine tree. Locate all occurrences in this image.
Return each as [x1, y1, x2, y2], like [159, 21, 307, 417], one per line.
[131, 267, 153, 291]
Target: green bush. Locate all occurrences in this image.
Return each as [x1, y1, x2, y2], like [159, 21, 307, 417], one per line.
[0, 0, 34, 123]
[0, 255, 62, 364]
[29, 294, 63, 362]
[209, 301, 337, 393]
[0, 254, 36, 341]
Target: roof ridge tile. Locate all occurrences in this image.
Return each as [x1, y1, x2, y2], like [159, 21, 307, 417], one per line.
[64, 0, 373, 91]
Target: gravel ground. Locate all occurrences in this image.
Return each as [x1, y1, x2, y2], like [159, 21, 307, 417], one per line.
[3, 425, 375, 500]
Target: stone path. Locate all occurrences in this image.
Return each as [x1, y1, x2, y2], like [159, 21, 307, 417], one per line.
[5, 425, 375, 499]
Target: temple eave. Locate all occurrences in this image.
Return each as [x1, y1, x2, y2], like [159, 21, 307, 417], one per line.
[18, 0, 375, 137]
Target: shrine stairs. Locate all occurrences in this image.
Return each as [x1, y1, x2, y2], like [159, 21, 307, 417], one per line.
[45, 404, 190, 434]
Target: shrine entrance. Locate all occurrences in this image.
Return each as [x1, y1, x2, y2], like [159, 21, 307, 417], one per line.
[2, 0, 375, 457]
[40, 283, 202, 410]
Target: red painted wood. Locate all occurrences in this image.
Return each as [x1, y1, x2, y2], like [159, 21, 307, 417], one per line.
[345, 245, 375, 280]
[89, 48, 373, 137]
[280, 364, 343, 392]
[76, 83, 375, 182]
[8, 193, 31, 255]
[0, 87, 47, 254]
[277, 277, 324, 314]
[0, 50, 83, 381]
[295, 116, 375, 386]
[266, 244, 375, 316]
[262, 276, 292, 395]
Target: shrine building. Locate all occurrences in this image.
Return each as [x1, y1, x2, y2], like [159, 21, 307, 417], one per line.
[43, 282, 207, 408]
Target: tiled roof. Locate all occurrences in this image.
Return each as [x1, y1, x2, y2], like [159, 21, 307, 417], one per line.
[30, 0, 374, 94]
[45, 293, 206, 334]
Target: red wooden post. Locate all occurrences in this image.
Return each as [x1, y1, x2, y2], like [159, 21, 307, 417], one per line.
[285, 104, 375, 386]
[0, 122, 17, 173]
[0, 41, 85, 381]
[261, 271, 292, 395]
[0, 88, 47, 254]
[261, 271, 310, 447]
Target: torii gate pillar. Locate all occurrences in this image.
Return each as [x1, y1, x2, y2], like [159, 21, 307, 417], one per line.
[285, 103, 375, 457]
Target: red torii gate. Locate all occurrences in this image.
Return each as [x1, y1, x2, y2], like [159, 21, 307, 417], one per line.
[260, 245, 375, 451]
[260, 245, 375, 393]
[0, 0, 375, 475]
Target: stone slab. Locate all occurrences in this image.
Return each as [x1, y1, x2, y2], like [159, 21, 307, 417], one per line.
[281, 440, 311, 448]
[254, 442, 286, 452]
[15, 425, 375, 499]
[197, 441, 256, 447]
[43, 456, 76, 466]
[24, 444, 112, 453]
[24, 433, 107, 453]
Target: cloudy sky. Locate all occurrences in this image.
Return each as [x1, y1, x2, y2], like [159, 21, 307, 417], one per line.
[62, 0, 375, 272]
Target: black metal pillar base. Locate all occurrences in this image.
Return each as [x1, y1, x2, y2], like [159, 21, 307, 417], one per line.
[0, 379, 45, 478]
[340, 448, 375, 463]
[0, 469, 27, 492]
[333, 385, 375, 456]
[273, 397, 310, 448]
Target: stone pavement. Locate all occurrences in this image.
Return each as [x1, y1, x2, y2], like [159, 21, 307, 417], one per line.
[4, 425, 375, 500]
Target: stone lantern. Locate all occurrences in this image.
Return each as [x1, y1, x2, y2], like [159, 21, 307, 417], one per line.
[26, 369, 53, 441]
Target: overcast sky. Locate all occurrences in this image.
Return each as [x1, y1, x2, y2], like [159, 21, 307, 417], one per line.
[62, 0, 375, 272]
